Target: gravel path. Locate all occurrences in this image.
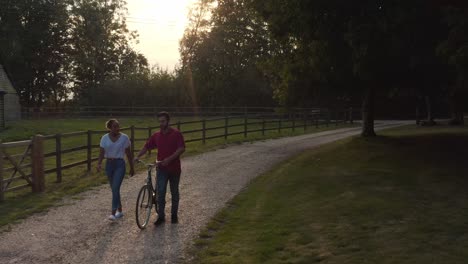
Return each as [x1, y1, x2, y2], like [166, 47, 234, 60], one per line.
[0, 122, 408, 264]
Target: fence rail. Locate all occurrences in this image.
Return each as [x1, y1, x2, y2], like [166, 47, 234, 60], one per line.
[1, 107, 358, 201]
[20, 106, 342, 119]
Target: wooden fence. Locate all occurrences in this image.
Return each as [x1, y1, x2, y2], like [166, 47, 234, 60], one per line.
[20, 106, 358, 119]
[1, 108, 356, 201]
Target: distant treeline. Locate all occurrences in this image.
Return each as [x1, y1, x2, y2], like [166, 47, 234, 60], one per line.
[1, 0, 467, 134]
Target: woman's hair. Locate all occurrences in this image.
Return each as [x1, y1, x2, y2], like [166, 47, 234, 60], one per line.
[105, 119, 119, 129]
[157, 111, 170, 122]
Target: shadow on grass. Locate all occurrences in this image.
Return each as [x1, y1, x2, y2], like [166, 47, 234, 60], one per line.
[353, 130, 468, 171]
[189, 125, 468, 264]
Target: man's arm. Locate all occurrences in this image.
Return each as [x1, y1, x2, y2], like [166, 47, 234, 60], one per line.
[161, 147, 185, 166]
[135, 146, 149, 161]
[136, 134, 157, 161]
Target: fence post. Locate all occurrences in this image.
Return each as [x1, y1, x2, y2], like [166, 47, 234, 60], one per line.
[202, 119, 206, 144]
[244, 116, 248, 138]
[177, 121, 181, 131]
[56, 134, 62, 183]
[31, 135, 45, 193]
[0, 140, 3, 201]
[349, 107, 354, 124]
[335, 109, 339, 126]
[278, 117, 282, 133]
[416, 107, 420, 125]
[262, 117, 265, 136]
[344, 108, 347, 123]
[315, 112, 319, 128]
[327, 109, 330, 127]
[292, 112, 296, 132]
[224, 116, 228, 140]
[130, 125, 135, 153]
[304, 112, 307, 131]
[87, 130, 92, 173]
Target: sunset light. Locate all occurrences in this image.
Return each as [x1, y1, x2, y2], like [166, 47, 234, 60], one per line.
[126, 0, 198, 69]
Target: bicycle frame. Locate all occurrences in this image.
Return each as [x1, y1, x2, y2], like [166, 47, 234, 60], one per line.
[145, 165, 156, 197]
[135, 160, 159, 229]
[141, 161, 158, 206]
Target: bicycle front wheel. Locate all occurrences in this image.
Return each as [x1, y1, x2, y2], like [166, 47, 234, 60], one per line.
[135, 185, 152, 229]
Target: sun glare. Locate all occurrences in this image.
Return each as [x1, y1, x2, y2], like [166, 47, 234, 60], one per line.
[126, 0, 198, 69]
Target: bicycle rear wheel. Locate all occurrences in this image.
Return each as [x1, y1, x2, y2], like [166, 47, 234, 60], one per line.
[136, 185, 152, 229]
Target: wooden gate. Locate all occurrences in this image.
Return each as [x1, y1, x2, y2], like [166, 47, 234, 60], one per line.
[0, 136, 44, 201]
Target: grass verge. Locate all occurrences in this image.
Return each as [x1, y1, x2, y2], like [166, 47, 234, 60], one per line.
[190, 124, 468, 264]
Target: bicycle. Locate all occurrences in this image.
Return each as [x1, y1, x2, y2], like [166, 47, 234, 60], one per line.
[135, 159, 160, 229]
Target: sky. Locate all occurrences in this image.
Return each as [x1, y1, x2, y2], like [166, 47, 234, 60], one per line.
[125, 0, 198, 70]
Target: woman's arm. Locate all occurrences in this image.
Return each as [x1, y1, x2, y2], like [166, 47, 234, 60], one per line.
[97, 147, 105, 172]
[125, 147, 135, 176]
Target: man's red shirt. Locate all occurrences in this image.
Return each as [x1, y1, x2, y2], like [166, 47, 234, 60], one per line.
[144, 127, 185, 173]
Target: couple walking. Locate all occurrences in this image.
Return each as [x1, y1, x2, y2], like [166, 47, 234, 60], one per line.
[96, 111, 185, 225]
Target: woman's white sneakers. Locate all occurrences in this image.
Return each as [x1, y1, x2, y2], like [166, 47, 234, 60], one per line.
[108, 211, 124, 221]
[115, 211, 124, 218]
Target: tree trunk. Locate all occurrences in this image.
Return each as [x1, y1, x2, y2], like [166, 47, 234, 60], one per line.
[415, 96, 422, 125]
[420, 95, 436, 126]
[361, 85, 376, 137]
[449, 99, 464, 125]
[449, 79, 465, 126]
[425, 95, 433, 121]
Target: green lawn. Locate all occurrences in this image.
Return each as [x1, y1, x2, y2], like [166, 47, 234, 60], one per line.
[0, 116, 354, 228]
[190, 124, 468, 264]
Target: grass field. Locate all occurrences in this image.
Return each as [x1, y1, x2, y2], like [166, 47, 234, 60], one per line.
[0, 116, 354, 228]
[190, 124, 468, 264]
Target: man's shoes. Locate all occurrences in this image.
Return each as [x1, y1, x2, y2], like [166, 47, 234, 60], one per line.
[171, 215, 178, 224]
[154, 217, 165, 226]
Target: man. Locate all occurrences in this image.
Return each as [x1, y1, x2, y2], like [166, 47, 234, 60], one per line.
[135, 111, 185, 225]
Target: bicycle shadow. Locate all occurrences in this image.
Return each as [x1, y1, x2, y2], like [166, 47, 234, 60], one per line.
[127, 200, 184, 263]
[79, 219, 121, 263]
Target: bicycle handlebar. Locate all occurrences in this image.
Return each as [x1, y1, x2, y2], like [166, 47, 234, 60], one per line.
[135, 159, 160, 168]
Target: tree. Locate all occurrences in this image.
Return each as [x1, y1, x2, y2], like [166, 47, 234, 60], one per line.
[438, 6, 468, 125]
[0, 0, 71, 108]
[180, 0, 276, 107]
[179, 0, 214, 108]
[252, 0, 456, 136]
[69, 0, 138, 105]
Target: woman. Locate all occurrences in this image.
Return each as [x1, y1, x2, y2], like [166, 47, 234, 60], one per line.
[97, 119, 134, 221]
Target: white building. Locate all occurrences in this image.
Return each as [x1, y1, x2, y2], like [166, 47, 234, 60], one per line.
[0, 64, 21, 122]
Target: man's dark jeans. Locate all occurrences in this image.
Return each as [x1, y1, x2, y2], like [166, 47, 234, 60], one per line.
[156, 169, 180, 219]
